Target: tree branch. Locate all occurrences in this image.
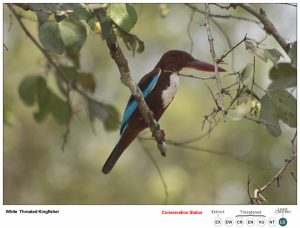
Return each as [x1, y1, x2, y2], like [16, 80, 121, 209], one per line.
[204, 4, 225, 114]
[235, 3, 290, 53]
[253, 153, 296, 204]
[94, 9, 167, 156]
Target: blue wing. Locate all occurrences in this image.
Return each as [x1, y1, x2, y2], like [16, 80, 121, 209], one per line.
[120, 69, 161, 135]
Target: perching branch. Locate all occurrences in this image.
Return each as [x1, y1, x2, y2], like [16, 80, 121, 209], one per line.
[235, 3, 290, 53]
[94, 9, 167, 156]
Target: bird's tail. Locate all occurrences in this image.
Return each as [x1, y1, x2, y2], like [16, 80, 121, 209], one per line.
[102, 130, 139, 174]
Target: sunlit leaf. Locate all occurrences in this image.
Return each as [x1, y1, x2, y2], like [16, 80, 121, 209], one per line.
[288, 41, 297, 68]
[259, 94, 281, 137]
[229, 93, 260, 121]
[228, 100, 252, 121]
[244, 39, 267, 62]
[58, 18, 87, 53]
[159, 4, 170, 18]
[268, 63, 296, 91]
[240, 63, 253, 82]
[88, 17, 102, 34]
[108, 3, 137, 32]
[38, 22, 65, 54]
[264, 48, 284, 68]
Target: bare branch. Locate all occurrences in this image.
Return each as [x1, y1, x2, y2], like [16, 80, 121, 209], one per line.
[217, 34, 247, 64]
[186, 3, 261, 24]
[204, 4, 225, 114]
[251, 153, 297, 204]
[235, 3, 290, 53]
[187, 9, 195, 54]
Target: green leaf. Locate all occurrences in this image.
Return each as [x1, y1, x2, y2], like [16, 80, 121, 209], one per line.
[58, 18, 87, 53]
[259, 94, 281, 137]
[102, 104, 120, 130]
[38, 22, 65, 54]
[19, 75, 70, 125]
[288, 41, 297, 68]
[50, 94, 71, 124]
[259, 90, 296, 136]
[269, 90, 296, 128]
[19, 76, 44, 105]
[77, 73, 96, 92]
[97, 14, 112, 39]
[59, 65, 79, 79]
[268, 63, 296, 91]
[240, 63, 253, 82]
[117, 29, 145, 56]
[71, 6, 93, 21]
[108, 3, 137, 32]
[87, 100, 120, 131]
[264, 48, 284, 68]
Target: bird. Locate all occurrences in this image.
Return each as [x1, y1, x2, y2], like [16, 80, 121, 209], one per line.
[102, 50, 225, 174]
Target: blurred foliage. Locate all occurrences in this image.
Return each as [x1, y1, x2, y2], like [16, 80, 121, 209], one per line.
[3, 3, 296, 204]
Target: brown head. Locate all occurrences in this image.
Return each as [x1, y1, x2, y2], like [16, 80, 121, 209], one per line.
[156, 50, 225, 72]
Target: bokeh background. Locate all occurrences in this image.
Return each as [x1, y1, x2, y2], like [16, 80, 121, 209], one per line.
[3, 3, 297, 204]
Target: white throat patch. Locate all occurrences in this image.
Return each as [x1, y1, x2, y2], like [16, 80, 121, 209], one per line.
[161, 73, 179, 108]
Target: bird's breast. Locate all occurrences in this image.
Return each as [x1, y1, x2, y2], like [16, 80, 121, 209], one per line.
[161, 73, 179, 108]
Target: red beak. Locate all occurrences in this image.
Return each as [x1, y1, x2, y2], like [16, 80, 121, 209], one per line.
[187, 60, 225, 72]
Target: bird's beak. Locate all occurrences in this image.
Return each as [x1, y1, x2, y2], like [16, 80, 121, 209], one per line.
[187, 59, 226, 72]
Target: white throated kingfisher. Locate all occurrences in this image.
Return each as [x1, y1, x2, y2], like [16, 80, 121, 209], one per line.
[102, 50, 225, 174]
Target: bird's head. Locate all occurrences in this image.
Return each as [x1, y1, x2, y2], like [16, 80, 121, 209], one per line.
[156, 50, 225, 73]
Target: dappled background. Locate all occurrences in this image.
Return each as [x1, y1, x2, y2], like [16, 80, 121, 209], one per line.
[3, 3, 297, 204]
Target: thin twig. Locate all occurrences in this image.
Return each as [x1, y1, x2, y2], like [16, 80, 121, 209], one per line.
[61, 85, 72, 151]
[187, 9, 195, 54]
[204, 4, 224, 114]
[253, 153, 297, 204]
[138, 138, 169, 204]
[3, 43, 8, 51]
[260, 154, 296, 193]
[217, 34, 247, 64]
[209, 17, 234, 72]
[247, 175, 255, 204]
[236, 3, 290, 53]
[185, 3, 261, 24]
